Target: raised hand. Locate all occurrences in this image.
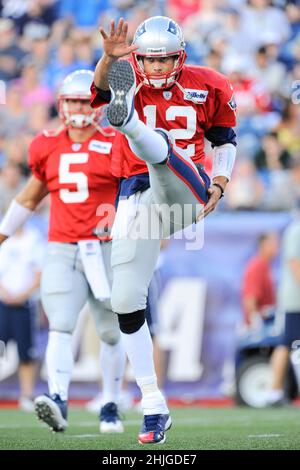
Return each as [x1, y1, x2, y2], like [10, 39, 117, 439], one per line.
[99, 18, 139, 59]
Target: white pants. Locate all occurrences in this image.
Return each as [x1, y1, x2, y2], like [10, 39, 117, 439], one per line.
[41, 242, 119, 344]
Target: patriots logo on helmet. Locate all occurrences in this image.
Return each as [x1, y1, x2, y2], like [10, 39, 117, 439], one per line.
[167, 20, 178, 35]
[135, 22, 146, 38]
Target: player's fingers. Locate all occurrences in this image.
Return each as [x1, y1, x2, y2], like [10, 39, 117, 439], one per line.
[115, 18, 124, 36]
[121, 21, 128, 38]
[109, 20, 115, 36]
[99, 27, 108, 40]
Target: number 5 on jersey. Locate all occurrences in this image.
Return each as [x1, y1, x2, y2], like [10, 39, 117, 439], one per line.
[59, 153, 89, 203]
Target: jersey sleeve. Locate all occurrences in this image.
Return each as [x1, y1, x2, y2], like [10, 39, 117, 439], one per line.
[90, 82, 111, 109]
[211, 77, 237, 128]
[28, 135, 47, 181]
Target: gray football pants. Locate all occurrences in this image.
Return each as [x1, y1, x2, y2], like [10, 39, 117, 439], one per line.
[111, 157, 205, 314]
[41, 242, 120, 345]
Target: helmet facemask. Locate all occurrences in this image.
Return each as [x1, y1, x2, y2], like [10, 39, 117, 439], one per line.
[133, 52, 186, 88]
[58, 70, 103, 129]
[59, 97, 99, 129]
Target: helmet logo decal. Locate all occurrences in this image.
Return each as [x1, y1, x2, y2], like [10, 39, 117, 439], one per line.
[167, 20, 178, 35]
[135, 22, 146, 38]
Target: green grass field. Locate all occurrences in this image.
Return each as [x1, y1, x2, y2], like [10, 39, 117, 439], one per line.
[0, 406, 300, 450]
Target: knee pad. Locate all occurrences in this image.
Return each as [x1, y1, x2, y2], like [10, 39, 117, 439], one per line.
[47, 315, 76, 334]
[117, 310, 145, 334]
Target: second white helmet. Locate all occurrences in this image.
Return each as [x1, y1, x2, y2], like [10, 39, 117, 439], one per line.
[58, 70, 102, 128]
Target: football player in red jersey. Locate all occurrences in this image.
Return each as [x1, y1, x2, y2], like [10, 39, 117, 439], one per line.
[91, 16, 237, 445]
[0, 70, 126, 434]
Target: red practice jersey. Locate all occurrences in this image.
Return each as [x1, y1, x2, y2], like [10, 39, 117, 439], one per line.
[91, 63, 236, 178]
[28, 127, 119, 242]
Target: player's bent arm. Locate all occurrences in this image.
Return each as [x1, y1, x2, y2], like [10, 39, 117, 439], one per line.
[205, 127, 237, 194]
[212, 143, 236, 189]
[0, 175, 48, 243]
[94, 54, 117, 91]
[16, 175, 49, 210]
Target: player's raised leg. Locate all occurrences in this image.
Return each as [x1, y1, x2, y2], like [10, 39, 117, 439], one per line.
[111, 190, 171, 444]
[106, 60, 208, 230]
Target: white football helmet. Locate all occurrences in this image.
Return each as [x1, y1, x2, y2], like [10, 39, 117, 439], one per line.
[132, 16, 186, 89]
[58, 70, 102, 128]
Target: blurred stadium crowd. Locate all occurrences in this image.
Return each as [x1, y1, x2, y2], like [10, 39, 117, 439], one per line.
[1, 0, 300, 215]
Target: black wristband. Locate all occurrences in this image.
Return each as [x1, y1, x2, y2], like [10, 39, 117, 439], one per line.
[212, 182, 224, 198]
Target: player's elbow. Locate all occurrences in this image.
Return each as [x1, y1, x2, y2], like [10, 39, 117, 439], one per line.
[16, 193, 38, 211]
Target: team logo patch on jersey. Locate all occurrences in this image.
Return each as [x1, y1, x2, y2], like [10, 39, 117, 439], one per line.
[72, 143, 82, 151]
[88, 140, 112, 154]
[163, 91, 172, 100]
[228, 95, 237, 111]
[184, 89, 208, 104]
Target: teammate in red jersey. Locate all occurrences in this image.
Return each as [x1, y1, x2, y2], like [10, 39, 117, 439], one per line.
[0, 70, 125, 434]
[91, 16, 237, 444]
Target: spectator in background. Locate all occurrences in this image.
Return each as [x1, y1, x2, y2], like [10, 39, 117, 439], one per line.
[254, 131, 292, 210]
[18, 56, 53, 109]
[267, 201, 300, 405]
[2, 138, 28, 176]
[0, 18, 25, 81]
[254, 132, 291, 173]
[166, 0, 201, 24]
[252, 45, 286, 95]
[43, 37, 77, 91]
[242, 232, 279, 329]
[276, 101, 300, 155]
[0, 82, 27, 139]
[241, 0, 291, 53]
[20, 22, 50, 71]
[225, 160, 264, 211]
[289, 156, 300, 207]
[0, 162, 25, 215]
[0, 226, 45, 411]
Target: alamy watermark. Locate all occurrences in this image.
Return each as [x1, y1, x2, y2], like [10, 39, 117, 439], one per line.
[95, 201, 205, 251]
[291, 81, 300, 104]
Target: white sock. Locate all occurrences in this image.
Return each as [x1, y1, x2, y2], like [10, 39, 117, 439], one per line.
[100, 340, 126, 405]
[46, 331, 73, 401]
[267, 389, 284, 403]
[121, 111, 168, 164]
[137, 375, 169, 415]
[121, 322, 168, 415]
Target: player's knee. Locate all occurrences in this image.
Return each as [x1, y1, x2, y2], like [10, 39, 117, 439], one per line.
[47, 315, 75, 334]
[99, 328, 120, 345]
[117, 310, 145, 334]
[111, 282, 146, 314]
